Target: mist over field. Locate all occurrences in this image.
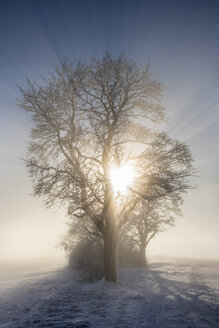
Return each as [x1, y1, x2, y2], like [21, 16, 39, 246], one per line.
[1, 257, 219, 327]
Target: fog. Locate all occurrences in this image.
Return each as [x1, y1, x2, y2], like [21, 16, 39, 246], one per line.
[0, 97, 218, 263]
[0, 168, 218, 262]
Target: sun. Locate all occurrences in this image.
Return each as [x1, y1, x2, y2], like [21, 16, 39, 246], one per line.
[109, 164, 134, 195]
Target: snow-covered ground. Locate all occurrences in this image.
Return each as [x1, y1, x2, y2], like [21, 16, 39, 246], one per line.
[0, 257, 219, 327]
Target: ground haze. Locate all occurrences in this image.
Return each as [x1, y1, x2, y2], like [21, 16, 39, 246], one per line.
[0, 256, 219, 327]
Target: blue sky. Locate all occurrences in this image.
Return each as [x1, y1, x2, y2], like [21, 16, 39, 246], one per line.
[0, 0, 219, 260]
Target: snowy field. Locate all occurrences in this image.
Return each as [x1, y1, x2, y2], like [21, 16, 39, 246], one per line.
[0, 257, 219, 328]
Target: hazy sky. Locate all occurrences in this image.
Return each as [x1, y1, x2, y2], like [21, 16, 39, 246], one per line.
[0, 0, 219, 260]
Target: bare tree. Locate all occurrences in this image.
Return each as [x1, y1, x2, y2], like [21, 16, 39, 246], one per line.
[60, 215, 102, 256]
[121, 196, 182, 267]
[60, 217, 104, 280]
[18, 53, 194, 281]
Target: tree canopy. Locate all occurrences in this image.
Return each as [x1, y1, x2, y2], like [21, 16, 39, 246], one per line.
[18, 53, 194, 281]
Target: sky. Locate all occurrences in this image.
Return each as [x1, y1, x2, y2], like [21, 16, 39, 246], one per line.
[0, 0, 219, 261]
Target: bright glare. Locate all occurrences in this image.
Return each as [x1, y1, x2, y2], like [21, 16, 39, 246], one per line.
[110, 164, 134, 195]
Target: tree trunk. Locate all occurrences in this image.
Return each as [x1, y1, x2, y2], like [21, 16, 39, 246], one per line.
[139, 243, 147, 267]
[103, 225, 117, 282]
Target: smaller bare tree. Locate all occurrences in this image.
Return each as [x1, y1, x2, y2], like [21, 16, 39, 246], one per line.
[120, 196, 182, 266]
[60, 216, 103, 279]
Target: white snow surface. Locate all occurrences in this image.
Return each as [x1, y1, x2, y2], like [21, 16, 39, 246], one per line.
[0, 257, 219, 327]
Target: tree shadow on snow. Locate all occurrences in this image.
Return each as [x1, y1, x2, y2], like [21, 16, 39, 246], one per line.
[119, 264, 219, 328]
[1, 264, 219, 327]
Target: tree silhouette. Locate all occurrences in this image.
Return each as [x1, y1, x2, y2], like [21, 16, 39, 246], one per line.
[18, 53, 194, 281]
[121, 196, 182, 267]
